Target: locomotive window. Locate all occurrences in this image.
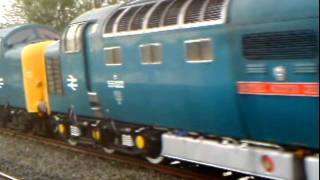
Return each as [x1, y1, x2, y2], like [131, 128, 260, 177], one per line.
[185, 39, 214, 62]
[105, 47, 123, 65]
[6, 29, 37, 49]
[64, 24, 83, 53]
[37, 28, 59, 40]
[140, 43, 163, 64]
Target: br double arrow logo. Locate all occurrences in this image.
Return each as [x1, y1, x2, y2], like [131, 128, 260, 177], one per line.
[66, 75, 78, 91]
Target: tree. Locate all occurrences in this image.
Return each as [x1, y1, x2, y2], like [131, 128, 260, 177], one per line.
[2, 0, 128, 31]
[13, 0, 103, 32]
[0, 2, 25, 28]
[104, 0, 127, 5]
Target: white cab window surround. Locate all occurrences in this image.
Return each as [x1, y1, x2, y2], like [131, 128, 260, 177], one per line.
[140, 43, 163, 64]
[105, 47, 123, 66]
[0, 38, 2, 55]
[185, 38, 214, 63]
[64, 24, 84, 53]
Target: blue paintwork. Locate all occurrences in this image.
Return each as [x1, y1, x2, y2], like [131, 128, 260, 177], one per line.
[53, 0, 319, 148]
[229, 18, 319, 148]
[0, 46, 26, 108]
[0, 24, 58, 109]
[49, 6, 119, 116]
[92, 26, 247, 138]
[45, 42, 71, 114]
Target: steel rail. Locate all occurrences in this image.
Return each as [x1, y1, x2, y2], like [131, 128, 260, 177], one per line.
[0, 172, 19, 180]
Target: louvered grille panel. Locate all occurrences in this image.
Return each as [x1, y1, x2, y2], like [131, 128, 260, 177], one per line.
[118, 7, 141, 32]
[164, 0, 186, 26]
[148, 1, 171, 28]
[131, 4, 154, 30]
[204, 0, 224, 21]
[105, 9, 124, 33]
[185, 0, 207, 23]
[243, 30, 318, 60]
[46, 58, 64, 95]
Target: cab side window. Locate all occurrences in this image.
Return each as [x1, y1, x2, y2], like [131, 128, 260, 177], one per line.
[6, 29, 37, 49]
[185, 39, 214, 63]
[140, 43, 163, 64]
[64, 24, 83, 53]
[37, 28, 59, 40]
[105, 47, 123, 65]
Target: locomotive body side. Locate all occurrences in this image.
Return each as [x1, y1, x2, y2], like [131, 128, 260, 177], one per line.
[228, 0, 319, 149]
[82, 0, 318, 178]
[87, 0, 319, 148]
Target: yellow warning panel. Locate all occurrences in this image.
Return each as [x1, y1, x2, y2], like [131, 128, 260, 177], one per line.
[21, 41, 55, 114]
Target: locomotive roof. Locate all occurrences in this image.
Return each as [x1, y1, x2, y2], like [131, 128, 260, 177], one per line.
[70, 5, 120, 24]
[0, 25, 25, 38]
[67, 0, 318, 37]
[0, 24, 57, 38]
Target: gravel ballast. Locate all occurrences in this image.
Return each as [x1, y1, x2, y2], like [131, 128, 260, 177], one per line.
[0, 134, 182, 180]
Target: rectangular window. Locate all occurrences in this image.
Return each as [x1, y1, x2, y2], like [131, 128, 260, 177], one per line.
[185, 39, 214, 63]
[105, 47, 123, 65]
[140, 43, 163, 64]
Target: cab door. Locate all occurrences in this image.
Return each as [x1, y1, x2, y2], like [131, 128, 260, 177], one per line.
[60, 23, 93, 117]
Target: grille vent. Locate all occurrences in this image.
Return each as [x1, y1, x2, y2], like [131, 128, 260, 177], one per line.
[46, 58, 64, 95]
[131, 3, 154, 30]
[105, 0, 228, 34]
[185, 0, 207, 23]
[243, 30, 318, 60]
[204, 0, 225, 21]
[118, 6, 141, 32]
[164, 0, 186, 26]
[148, 1, 172, 28]
[105, 9, 124, 33]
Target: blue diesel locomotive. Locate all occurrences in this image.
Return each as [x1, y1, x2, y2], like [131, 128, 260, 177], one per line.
[0, 0, 319, 179]
[0, 24, 58, 130]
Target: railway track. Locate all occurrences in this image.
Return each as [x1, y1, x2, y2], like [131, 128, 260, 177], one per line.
[0, 172, 18, 180]
[0, 128, 259, 180]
